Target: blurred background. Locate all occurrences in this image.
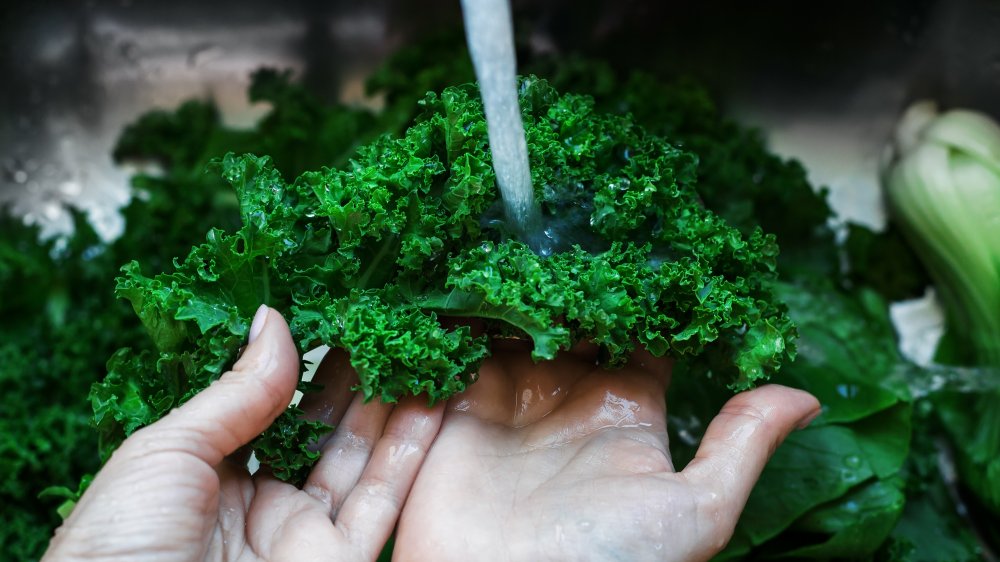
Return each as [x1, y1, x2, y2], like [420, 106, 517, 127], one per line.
[4, 0, 1000, 240]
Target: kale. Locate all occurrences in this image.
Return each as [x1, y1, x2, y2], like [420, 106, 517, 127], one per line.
[536, 61, 841, 282]
[0, 69, 387, 559]
[95, 76, 793, 482]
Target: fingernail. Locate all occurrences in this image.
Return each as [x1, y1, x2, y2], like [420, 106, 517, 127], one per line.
[796, 408, 821, 430]
[248, 305, 269, 344]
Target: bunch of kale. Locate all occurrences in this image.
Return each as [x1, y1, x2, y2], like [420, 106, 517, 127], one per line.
[98, 75, 792, 482]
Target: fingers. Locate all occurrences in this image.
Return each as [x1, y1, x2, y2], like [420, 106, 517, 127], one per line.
[333, 396, 445, 560]
[302, 393, 393, 513]
[681, 384, 819, 522]
[254, 397, 443, 561]
[121, 305, 300, 466]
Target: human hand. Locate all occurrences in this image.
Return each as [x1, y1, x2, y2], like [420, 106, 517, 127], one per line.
[395, 343, 820, 562]
[44, 306, 444, 562]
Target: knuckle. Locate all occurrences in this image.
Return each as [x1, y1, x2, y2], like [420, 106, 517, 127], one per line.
[717, 402, 769, 426]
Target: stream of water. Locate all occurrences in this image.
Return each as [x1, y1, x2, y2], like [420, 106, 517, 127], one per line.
[460, 0, 542, 244]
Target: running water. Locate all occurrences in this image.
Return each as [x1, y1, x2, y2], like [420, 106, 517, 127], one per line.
[460, 0, 543, 243]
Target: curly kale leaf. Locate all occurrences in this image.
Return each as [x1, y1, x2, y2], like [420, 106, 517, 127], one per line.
[252, 408, 329, 483]
[670, 282, 915, 560]
[292, 290, 489, 403]
[97, 76, 792, 480]
[538, 64, 840, 282]
[111, 69, 381, 276]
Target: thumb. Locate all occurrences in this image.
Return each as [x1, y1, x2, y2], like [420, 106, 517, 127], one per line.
[680, 384, 820, 525]
[125, 305, 299, 466]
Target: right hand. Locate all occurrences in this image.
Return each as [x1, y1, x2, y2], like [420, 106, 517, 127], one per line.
[395, 343, 819, 561]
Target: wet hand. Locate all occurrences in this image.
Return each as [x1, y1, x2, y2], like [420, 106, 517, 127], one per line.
[395, 343, 820, 562]
[44, 306, 444, 562]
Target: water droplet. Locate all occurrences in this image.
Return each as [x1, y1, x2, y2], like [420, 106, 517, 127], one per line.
[843, 455, 861, 468]
[836, 384, 859, 399]
[82, 245, 104, 261]
[60, 181, 81, 196]
[43, 202, 61, 221]
[13, 170, 27, 183]
[840, 468, 858, 483]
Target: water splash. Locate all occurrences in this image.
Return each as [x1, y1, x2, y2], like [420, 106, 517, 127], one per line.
[460, 0, 542, 244]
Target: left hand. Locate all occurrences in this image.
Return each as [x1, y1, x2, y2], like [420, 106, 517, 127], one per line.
[44, 306, 444, 562]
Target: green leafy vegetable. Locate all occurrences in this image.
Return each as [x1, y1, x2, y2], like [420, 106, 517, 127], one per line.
[884, 101, 1000, 367]
[0, 69, 388, 559]
[669, 283, 916, 560]
[843, 223, 931, 301]
[96, 76, 793, 482]
[884, 101, 1000, 517]
[0, 207, 136, 560]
